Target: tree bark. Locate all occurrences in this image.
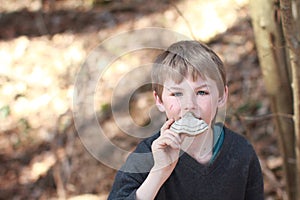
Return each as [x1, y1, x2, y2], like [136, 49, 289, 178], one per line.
[249, 0, 296, 199]
[280, 0, 300, 199]
[293, 0, 300, 39]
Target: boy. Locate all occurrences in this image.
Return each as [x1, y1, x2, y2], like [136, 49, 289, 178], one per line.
[108, 40, 264, 200]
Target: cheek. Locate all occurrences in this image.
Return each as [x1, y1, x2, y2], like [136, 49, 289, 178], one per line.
[197, 98, 217, 117]
[163, 98, 181, 115]
[197, 97, 211, 108]
[167, 100, 181, 111]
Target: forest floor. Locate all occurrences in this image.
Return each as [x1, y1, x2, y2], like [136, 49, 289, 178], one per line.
[0, 0, 286, 199]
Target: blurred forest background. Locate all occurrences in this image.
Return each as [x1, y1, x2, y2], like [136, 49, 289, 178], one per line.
[0, 0, 287, 199]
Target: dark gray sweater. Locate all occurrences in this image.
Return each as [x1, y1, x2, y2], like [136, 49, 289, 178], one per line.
[108, 126, 264, 200]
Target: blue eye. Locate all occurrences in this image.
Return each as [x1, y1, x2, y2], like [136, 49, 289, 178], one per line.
[197, 91, 208, 96]
[172, 92, 183, 97]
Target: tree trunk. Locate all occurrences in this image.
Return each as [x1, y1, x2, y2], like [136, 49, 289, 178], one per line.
[249, 0, 297, 199]
[280, 0, 300, 199]
[293, 0, 300, 38]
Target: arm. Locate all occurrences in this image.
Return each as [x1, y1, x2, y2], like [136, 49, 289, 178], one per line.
[108, 119, 182, 200]
[135, 168, 172, 200]
[136, 119, 183, 200]
[245, 150, 264, 200]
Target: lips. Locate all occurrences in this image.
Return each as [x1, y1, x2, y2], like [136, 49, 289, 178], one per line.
[170, 112, 208, 136]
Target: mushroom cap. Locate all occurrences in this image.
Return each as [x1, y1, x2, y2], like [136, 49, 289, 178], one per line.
[170, 112, 208, 136]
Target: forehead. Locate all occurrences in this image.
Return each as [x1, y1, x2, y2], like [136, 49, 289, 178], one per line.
[163, 75, 217, 90]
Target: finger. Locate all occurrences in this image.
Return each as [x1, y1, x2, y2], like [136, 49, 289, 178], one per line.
[155, 134, 181, 149]
[166, 130, 182, 144]
[157, 138, 180, 150]
[159, 130, 182, 145]
[161, 118, 175, 133]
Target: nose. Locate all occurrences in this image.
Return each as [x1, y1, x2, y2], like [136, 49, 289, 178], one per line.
[182, 94, 197, 111]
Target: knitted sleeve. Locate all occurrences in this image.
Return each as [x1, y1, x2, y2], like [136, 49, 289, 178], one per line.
[107, 134, 158, 199]
[244, 146, 264, 200]
[107, 170, 141, 200]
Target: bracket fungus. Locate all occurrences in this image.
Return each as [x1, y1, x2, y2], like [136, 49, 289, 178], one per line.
[170, 112, 208, 136]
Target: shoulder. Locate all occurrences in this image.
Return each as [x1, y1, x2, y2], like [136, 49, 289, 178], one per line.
[219, 125, 262, 178]
[222, 125, 258, 158]
[133, 132, 160, 153]
[223, 126, 252, 146]
[119, 132, 160, 173]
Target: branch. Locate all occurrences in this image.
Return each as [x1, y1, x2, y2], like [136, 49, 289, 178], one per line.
[280, 0, 300, 199]
[170, 1, 197, 40]
[237, 112, 294, 121]
[280, 0, 300, 51]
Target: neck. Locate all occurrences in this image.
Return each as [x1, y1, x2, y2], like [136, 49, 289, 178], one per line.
[182, 128, 214, 163]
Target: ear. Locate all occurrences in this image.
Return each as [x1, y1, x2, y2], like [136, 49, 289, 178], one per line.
[153, 91, 165, 112]
[217, 85, 228, 108]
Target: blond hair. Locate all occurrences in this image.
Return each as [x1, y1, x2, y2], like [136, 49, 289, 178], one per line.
[152, 40, 226, 100]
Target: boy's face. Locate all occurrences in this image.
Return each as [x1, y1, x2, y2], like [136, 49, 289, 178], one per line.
[155, 75, 227, 126]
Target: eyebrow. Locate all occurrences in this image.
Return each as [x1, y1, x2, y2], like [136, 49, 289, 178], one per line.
[168, 84, 209, 91]
[195, 84, 209, 90]
[168, 87, 184, 91]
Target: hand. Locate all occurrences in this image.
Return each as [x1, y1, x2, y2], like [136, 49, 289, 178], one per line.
[136, 119, 184, 200]
[151, 118, 184, 173]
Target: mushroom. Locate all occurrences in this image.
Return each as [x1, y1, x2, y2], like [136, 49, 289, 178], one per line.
[170, 112, 208, 136]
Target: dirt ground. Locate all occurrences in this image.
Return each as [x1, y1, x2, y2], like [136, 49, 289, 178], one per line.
[0, 0, 286, 199]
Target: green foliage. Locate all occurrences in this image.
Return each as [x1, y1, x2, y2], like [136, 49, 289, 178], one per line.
[17, 117, 31, 134]
[236, 101, 262, 115]
[101, 103, 111, 112]
[0, 105, 10, 119]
